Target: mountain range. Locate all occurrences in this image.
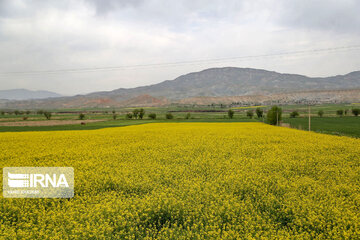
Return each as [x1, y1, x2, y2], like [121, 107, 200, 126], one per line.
[0, 89, 62, 100]
[1, 67, 360, 109]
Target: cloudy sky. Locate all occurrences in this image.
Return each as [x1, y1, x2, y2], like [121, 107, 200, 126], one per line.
[0, 0, 359, 95]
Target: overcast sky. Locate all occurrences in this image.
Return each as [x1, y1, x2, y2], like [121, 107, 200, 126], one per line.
[0, 0, 359, 95]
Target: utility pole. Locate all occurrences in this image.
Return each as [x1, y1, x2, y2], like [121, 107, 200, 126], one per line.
[308, 104, 311, 131]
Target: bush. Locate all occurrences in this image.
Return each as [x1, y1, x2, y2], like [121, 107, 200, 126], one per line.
[22, 116, 28, 120]
[113, 114, 117, 120]
[352, 108, 360, 117]
[26, 110, 31, 115]
[290, 111, 299, 118]
[79, 113, 85, 120]
[43, 111, 52, 120]
[37, 110, 44, 115]
[185, 113, 191, 119]
[246, 110, 254, 119]
[0, 111, 4, 115]
[148, 113, 156, 120]
[318, 110, 324, 117]
[267, 106, 282, 125]
[336, 110, 344, 117]
[256, 108, 263, 118]
[126, 113, 133, 119]
[228, 109, 234, 119]
[166, 113, 174, 119]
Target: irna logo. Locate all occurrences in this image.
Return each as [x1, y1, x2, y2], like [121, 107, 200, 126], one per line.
[3, 167, 74, 198]
[7, 172, 69, 188]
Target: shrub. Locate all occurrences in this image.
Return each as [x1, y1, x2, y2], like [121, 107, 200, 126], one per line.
[336, 110, 344, 117]
[148, 113, 156, 120]
[166, 113, 174, 119]
[26, 110, 31, 115]
[37, 110, 44, 115]
[126, 113, 133, 119]
[246, 110, 254, 119]
[318, 110, 324, 117]
[185, 113, 191, 119]
[228, 109, 234, 119]
[267, 106, 282, 125]
[79, 113, 85, 120]
[290, 111, 299, 118]
[352, 108, 360, 117]
[22, 116, 28, 120]
[113, 114, 117, 120]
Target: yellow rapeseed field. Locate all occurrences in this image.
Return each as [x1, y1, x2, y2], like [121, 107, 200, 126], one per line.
[1, 123, 360, 239]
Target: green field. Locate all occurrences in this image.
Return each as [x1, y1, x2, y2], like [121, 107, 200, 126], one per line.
[283, 116, 360, 138]
[0, 103, 359, 138]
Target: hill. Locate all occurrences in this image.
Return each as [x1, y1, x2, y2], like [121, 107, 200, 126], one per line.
[88, 67, 360, 100]
[1, 67, 360, 108]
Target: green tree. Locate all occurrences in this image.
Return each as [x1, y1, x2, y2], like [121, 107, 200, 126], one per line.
[185, 113, 191, 119]
[267, 106, 282, 125]
[255, 108, 263, 118]
[290, 111, 299, 118]
[148, 113, 156, 119]
[43, 111, 52, 120]
[166, 113, 174, 119]
[79, 113, 85, 120]
[113, 114, 117, 120]
[246, 110, 254, 119]
[139, 108, 145, 119]
[37, 110, 44, 115]
[126, 113, 133, 119]
[352, 108, 360, 117]
[318, 110, 324, 117]
[228, 109, 234, 119]
[336, 109, 344, 117]
[133, 109, 139, 119]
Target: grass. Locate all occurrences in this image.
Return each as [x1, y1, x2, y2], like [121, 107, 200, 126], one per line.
[283, 116, 360, 138]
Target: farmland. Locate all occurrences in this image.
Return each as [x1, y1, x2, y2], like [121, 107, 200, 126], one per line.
[1, 103, 360, 138]
[283, 117, 360, 138]
[1, 123, 360, 239]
